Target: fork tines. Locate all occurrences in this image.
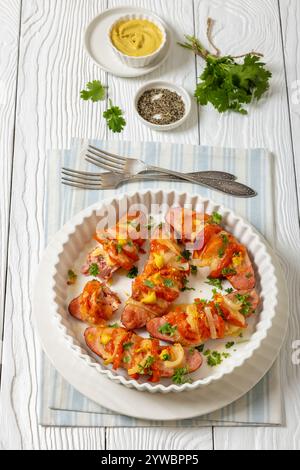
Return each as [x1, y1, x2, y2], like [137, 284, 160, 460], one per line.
[61, 167, 103, 190]
[86, 145, 125, 174]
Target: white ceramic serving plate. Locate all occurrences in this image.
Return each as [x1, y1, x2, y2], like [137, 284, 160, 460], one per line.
[49, 190, 278, 394]
[134, 80, 192, 131]
[84, 6, 172, 78]
[108, 13, 167, 68]
[34, 229, 288, 421]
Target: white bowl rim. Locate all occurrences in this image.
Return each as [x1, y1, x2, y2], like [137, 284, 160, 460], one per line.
[51, 190, 278, 393]
[108, 13, 167, 60]
[134, 80, 192, 130]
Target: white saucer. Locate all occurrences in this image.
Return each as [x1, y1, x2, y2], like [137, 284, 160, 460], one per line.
[84, 6, 173, 78]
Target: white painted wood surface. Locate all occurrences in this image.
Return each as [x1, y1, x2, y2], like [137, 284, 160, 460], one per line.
[0, 0, 21, 358]
[0, 0, 299, 450]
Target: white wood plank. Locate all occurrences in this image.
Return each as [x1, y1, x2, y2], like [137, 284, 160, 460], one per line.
[43, 427, 105, 450]
[0, 0, 21, 352]
[280, 0, 300, 212]
[106, 0, 212, 451]
[107, 428, 212, 450]
[192, 0, 300, 450]
[0, 0, 108, 450]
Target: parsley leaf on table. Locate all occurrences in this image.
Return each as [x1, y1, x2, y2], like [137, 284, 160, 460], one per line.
[103, 99, 126, 133]
[80, 80, 106, 102]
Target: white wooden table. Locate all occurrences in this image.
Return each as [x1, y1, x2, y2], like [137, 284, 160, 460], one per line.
[0, 0, 299, 450]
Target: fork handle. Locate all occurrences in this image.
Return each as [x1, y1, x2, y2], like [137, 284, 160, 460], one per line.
[143, 165, 257, 198]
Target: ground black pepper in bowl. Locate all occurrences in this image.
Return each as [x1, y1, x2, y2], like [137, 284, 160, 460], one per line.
[137, 88, 186, 125]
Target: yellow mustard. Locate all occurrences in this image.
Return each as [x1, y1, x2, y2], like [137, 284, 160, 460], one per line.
[111, 19, 163, 57]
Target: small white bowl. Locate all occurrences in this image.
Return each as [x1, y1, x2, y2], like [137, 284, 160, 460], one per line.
[108, 13, 167, 68]
[134, 80, 192, 131]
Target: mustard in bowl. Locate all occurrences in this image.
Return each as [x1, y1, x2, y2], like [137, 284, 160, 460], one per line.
[109, 14, 167, 68]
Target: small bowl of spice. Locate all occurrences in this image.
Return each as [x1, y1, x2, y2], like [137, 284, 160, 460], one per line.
[134, 80, 191, 131]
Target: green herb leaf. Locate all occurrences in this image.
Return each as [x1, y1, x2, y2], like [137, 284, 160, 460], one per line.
[181, 249, 192, 261]
[109, 323, 120, 328]
[196, 344, 205, 353]
[221, 267, 237, 276]
[123, 342, 134, 351]
[161, 353, 171, 361]
[144, 280, 155, 289]
[163, 278, 175, 288]
[209, 212, 222, 225]
[225, 341, 235, 349]
[139, 356, 155, 374]
[127, 267, 138, 279]
[80, 80, 106, 102]
[194, 54, 272, 115]
[225, 288, 234, 294]
[206, 350, 222, 367]
[103, 99, 126, 133]
[123, 356, 130, 364]
[206, 278, 223, 290]
[89, 263, 100, 276]
[172, 367, 192, 385]
[191, 265, 198, 275]
[158, 323, 177, 336]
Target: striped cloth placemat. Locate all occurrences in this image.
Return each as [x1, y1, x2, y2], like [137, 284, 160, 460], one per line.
[39, 138, 282, 426]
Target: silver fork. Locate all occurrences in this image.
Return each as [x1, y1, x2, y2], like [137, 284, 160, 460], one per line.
[85, 145, 257, 198]
[62, 167, 254, 197]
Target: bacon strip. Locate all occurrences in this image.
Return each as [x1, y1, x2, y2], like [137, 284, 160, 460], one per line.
[146, 289, 260, 347]
[85, 326, 203, 382]
[68, 280, 121, 325]
[121, 225, 190, 329]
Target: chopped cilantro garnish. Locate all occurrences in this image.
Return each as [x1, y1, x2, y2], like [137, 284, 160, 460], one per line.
[210, 212, 222, 225]
[89, 263, 100, 276]
[109, 323, 119, 328]
[172, 367, 192, 385]
[181, 278, 196, 292]
[206, 278, 223, 290]
[207, 351, 222, 367]
[191, 265, 198, 275]
[127, 266, 138, 279]
[144, 280, 155, 288]
[123, 356, 130, 364]
[162, 353, 171, 361]
[123, 342, 134, 351]
[139, 356, 155, 373]
[116, 243, 123, 254]
[225, 288, 234, 294]
[181, 249, 192, 261]
[196, 344, 205, 353]
[158, 323, 177, 336]
[222, 267, 237, 276]
[225, 342, 235, 349]
[163, 278, 175, 288]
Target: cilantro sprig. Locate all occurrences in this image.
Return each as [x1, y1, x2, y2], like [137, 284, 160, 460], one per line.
[80, 80, 106, 102]
[103, 99, 126, 133]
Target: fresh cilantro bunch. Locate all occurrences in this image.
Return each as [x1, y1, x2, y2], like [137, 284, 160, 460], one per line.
[103, 99, 126, 133]
[179, 33, 272, 115]
[195, 54, 272, 115]
[80, 80, 106, 102]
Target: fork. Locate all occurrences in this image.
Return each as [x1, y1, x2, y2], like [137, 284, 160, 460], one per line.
[85, 145, 257, 198]
[62, 167, 254, 197]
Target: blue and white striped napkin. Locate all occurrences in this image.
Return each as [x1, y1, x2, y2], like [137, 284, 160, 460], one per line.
[39, 138, 282, 426]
